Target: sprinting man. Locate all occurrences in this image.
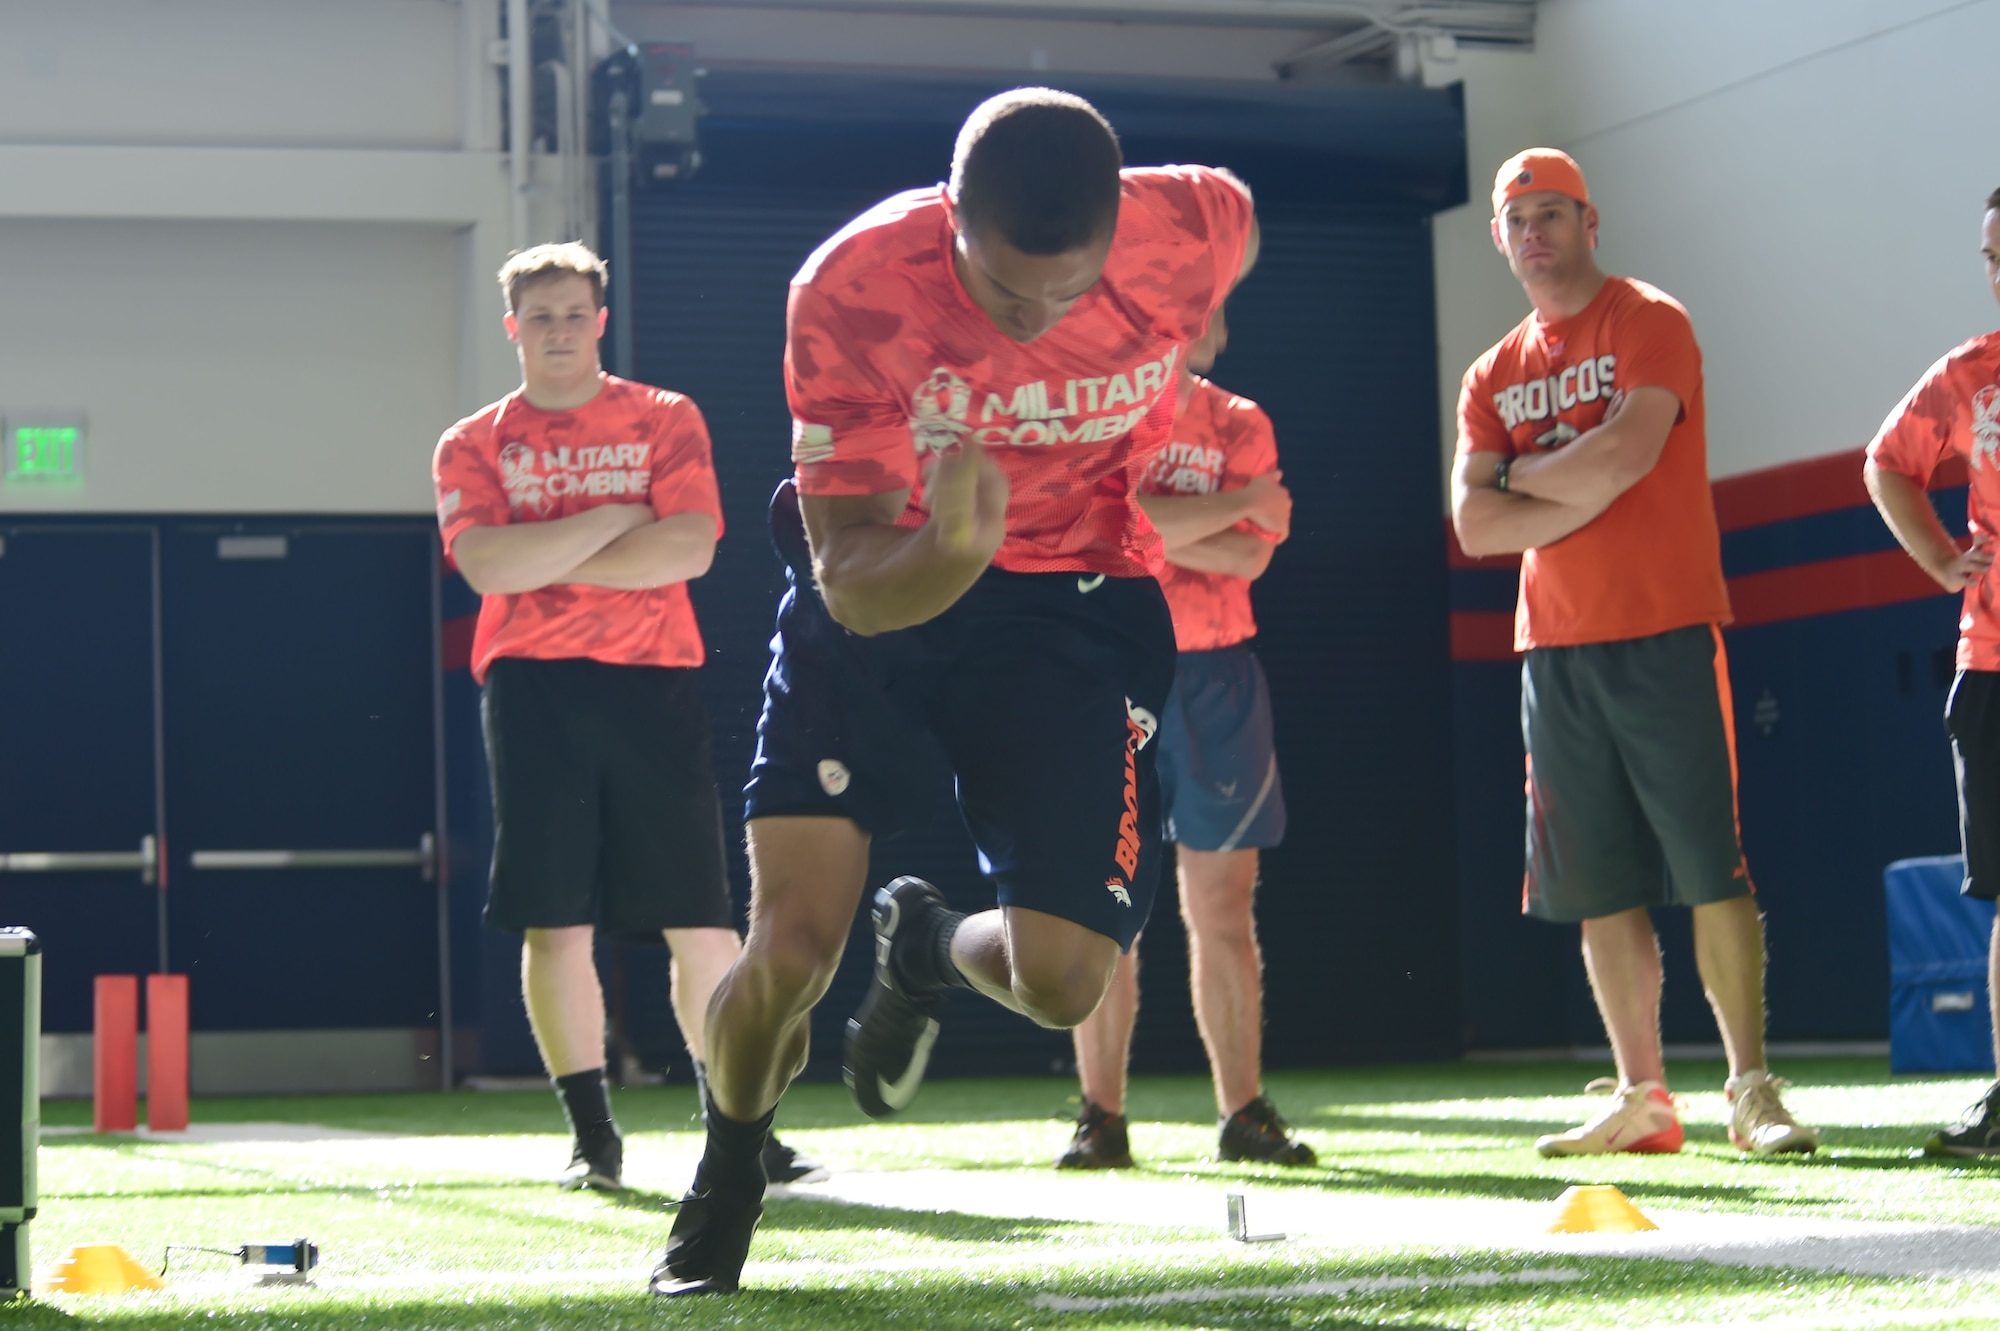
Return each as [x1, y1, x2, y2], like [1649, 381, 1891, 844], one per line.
[1864, 187, 2000, 1157]
[432, 242, 817, 1195]
[1057, 304, 1314, 1170]
[1450, 150, 1817, 1157]
[651, 89, 1257, 1295]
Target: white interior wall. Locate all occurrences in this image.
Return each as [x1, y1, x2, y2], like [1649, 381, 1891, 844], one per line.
[1430, 0, 2000, 482]
[0, 220, 462, 513]
[0, 0, 520, 515]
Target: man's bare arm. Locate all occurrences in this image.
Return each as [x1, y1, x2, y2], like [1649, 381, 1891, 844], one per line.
[451, 504, 653, 595]
[1164, 528, 1274, 579]
[1504, 387, 1680, 511]
[804, 441, 1009, 637]
[565, 512, 719, 590]
[1866, 459, 1993, 591]
[1138, 473, 1289, 548]
[1451, 450, 1610, 558]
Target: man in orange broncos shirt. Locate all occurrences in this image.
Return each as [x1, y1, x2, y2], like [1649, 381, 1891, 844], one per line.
[1865, 186, 2000, 1157]
[433, 243, 815, 1197]
[652, 89, 1257, 1295]
[1057, 304, 1315, 1169]
[1451, 150, 1816, 1158]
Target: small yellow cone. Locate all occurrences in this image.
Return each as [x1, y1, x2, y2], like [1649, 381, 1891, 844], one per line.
[1545, 1184, 1658, 1234]
[39, 1244, 166, 1295]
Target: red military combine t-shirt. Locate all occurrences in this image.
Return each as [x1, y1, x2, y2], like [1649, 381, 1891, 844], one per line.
[433, 374, 725, 683]
[1140, 375, 1280, 651]
[785, 166, 1254, 577]
[1868, 330, 2000, 671]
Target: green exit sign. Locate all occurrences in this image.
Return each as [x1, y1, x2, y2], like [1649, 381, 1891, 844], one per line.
[4, 415, 86, 491]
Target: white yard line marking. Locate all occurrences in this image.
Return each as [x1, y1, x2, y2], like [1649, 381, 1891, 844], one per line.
[1033, 1265, 1586, 1312]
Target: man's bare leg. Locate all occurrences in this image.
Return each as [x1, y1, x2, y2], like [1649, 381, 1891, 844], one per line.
[1690, 895, 1767, 1078]
[1071, 946, 1139, 1113]
[1990, 914, 2000, 1071]
[704, 816, 873, 1122]
[949, 905, 1123, 1029]
[1578, 906, 1666, 1087]
[1179, 847, 1263, 1118]
[522, 925, 605, 1076]
[662, 926, 742, 1068]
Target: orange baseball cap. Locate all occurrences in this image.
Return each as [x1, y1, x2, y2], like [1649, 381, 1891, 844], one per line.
[1492, 149, 1590, 214]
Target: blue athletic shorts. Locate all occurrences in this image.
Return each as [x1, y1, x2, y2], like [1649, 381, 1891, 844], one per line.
[1158, 642, 1286, 852]
[744, 482, 1176, 949]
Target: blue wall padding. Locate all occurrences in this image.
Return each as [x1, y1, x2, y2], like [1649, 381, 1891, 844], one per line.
[1886, 855, 1996, 1074]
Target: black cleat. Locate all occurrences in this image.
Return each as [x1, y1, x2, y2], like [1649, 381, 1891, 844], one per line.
[762, 1134, 830, 1185]
[844, 877, 951, 1119]
[1055, 1099, 1134, 1170]
[1218, 1095, 1318, 1166]
[557, 1128, 623, 1192]
[1926, 1080, 2000, 1157]
[650, 1168, 765, 1297]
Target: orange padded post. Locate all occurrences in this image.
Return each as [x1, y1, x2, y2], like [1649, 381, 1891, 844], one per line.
[145, 974, 188, 1132]
[92, 976, 138, 1133]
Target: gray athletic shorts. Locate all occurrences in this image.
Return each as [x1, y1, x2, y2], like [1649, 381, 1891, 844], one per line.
[1520, 622, 1753, 922]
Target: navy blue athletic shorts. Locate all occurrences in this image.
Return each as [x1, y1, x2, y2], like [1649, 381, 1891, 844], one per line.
[1158, 642, 1286, 852]
[744, 481, 1175, 949]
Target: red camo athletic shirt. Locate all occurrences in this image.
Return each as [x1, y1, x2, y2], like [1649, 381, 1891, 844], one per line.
[785, 166, 1254, 577]
[1140, 375, 1279, 651]
[1867, 330, 2000, 671]
[1458, 277, 1731, 650]
[433, 374, 725, 683]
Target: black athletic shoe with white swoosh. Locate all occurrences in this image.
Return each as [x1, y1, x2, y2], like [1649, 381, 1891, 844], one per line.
[844, 877, 951, 1119]
[650, 1162, 765, 1297]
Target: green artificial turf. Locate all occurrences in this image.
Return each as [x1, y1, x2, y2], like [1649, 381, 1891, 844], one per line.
[15, 1058, 2000, 1328]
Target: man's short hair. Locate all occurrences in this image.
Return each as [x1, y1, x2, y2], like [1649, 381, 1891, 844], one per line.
[498, 242, 608, 313]
[949, 88, 1123, 256]
[1987, 186, 2000, 213]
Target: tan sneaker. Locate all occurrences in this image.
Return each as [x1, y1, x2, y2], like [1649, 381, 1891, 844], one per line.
[1536, 1080, 1684, 1157]
[1726, 1069, 1818, 1155]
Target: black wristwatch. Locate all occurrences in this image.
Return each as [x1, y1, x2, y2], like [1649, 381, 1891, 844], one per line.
[1493, 457, 1512, 493]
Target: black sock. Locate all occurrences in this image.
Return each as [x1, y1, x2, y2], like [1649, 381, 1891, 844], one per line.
[892, 908, 972, 993]
[554, 1067, 617, 1144]
[697, 1087, 773, 1192]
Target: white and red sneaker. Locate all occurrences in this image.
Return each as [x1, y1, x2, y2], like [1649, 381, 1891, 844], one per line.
[1536, 1080, 1684, 1157]
[1726, 1069, 1818, 1156]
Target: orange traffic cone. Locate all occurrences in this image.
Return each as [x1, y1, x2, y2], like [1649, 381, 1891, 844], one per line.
[39, 1244, 165, 1294]
[1545, 1184, 1658, 1234]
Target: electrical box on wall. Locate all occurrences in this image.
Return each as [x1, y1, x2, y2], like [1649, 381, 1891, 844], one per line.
[634, 43, 702, 182]
[594, 42, 703, 184]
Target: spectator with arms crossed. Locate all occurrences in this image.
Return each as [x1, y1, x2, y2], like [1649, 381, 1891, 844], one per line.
[1451, 151, 1816, 1159]
[432, 243, 817, 1197]
[1059, 303, 1316, 1169]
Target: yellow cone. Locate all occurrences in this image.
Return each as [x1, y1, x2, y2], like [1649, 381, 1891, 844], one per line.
[1545, 1184, 1658, 1234]
[39, 1244, 166, 1295]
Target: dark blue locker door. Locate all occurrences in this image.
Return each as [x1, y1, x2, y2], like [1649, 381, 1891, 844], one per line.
[0, 527, 160, 1032]
[162, 525, 439, 1033]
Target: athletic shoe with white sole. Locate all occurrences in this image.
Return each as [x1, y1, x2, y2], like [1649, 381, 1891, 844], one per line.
[844, 877, 953, 1119]
[1218, 1095, 1318, 1166]
[1055, 1099, 1134, 1170]
[557, 1128, 623, 1192]
[1535, 1080, 1684, 1157]
[1925, 1080, 2000, 1157]
[1726, 1069, 1818, 1155]
[761, 1135, 830, 1185]
[650, 1166, 764, 1297]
